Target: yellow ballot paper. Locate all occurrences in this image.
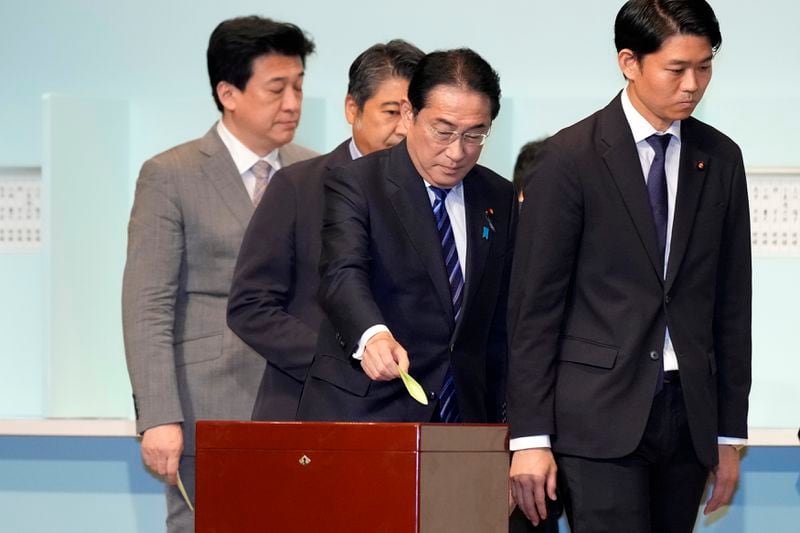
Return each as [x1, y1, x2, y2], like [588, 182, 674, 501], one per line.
[398, 365, 429, 405]
[177, 471, 195, 512]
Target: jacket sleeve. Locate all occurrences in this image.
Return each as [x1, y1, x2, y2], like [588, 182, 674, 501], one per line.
[506, 140, 584, 439]
[713, 152, 752, 438]
[122, 156, 184, 434]
[227, 171, 318, 382]
[317, 166, 385, 352]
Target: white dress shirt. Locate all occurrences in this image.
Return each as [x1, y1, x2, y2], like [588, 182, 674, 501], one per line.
[216, 120, 281, 202]
[621, 86, 681, 375]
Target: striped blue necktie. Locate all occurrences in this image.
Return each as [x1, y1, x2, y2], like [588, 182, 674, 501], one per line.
[430, 186, 463, 423]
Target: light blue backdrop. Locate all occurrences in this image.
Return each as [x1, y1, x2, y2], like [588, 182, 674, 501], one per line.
[0, 1, 797, 531]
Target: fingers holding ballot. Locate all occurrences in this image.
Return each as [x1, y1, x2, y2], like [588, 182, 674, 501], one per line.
[361, 331, 409, 381]
[361, 330, 427, 405]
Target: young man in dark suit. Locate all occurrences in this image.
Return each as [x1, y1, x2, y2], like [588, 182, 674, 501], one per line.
[296, 48, 515, 425]
[227, 40, 424, 421]
[507, 1, 751, 532]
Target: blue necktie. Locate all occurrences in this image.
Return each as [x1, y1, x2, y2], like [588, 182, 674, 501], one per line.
[645, 133, 671, 394]
[430, 186, 463, 423]
[645, 134, 671, 262]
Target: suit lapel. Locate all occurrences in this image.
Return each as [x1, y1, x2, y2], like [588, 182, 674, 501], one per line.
[451, 172, 493, 341]
[665, 120, 709, 292]
[600, 96, 665, 282]
[324, 140, 354, 171]
[386, 143, 455, 326]
[199, 126, 254, 229]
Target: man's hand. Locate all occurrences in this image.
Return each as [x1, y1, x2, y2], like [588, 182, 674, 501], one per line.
[510, 448, 558, 526]
[508, 484, 517, 516]
[704, 444, 741, 515]
[141, 423, 183, 485]
[361, 331, 409, 381]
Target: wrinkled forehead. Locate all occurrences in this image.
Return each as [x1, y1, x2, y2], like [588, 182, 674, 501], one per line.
[415, 85, 492, 126]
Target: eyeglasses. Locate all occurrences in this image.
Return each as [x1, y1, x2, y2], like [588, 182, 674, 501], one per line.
[426, 123, 491, 146]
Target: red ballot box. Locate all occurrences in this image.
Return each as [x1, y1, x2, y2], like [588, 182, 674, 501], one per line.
[195, 421, 509, 533]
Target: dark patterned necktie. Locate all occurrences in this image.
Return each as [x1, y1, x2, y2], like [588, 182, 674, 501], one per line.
[645, 133, 671, 262]
[430, 186, 463, 422]
[645, 133, 671, 394]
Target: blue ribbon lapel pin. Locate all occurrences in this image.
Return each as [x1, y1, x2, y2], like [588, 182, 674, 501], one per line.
[482, 208, 495, 240]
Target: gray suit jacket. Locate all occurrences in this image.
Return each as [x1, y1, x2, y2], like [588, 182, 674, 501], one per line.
[122, 124, 316, 455]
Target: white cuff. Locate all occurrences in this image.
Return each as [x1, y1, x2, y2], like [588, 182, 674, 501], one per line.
[509, 435, 552, 451]
[352, 324, 390, 360]
[718, 436, 747, 446]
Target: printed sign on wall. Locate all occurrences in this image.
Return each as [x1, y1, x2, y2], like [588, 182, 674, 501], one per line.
[0, 168, 41, 252]
[747, 169, 800, 257]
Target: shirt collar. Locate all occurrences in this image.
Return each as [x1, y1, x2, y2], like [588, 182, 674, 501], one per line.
[423, 178, 464, 200]
[620, 86, 682, 144]
[348, 138, 364, 160]
[216, 120, 281, 175]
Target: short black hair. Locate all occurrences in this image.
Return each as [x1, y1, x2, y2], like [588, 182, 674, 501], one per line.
[347, 40, 425, 109]
[615, 0, 721, 60]
[407, 48, 501, 120]
[207, 16, 315, 112]
[513, 138, 548, 192]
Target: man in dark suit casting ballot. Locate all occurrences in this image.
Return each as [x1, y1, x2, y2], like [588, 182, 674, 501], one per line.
[507, 1, 751, 531]
[296, 48, 516, 426]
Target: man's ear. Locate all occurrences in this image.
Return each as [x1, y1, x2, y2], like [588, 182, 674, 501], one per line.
[618, 48, 641, 81]
[401, 100, 415, 130]
[216, 81, 238, 112]
[344, 94, 359, 126]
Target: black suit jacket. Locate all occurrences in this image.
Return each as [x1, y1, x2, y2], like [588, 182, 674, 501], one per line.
[227, 140, 353, 420]
[507, 94, 752, 468]
[296, 141, 516, 423]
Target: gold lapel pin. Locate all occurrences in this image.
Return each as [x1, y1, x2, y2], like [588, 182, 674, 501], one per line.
[696, 161, 706, 170]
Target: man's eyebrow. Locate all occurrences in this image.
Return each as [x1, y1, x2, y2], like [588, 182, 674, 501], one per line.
[666, 55, 713, 66]
[432, 118, 457, 129]
[265, 71, 305, 83]
[432, 118, 489, 131]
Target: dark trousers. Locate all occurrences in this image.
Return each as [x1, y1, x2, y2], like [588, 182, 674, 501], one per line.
[509, 503, 562, 532]
[509, 446, 563, 533]
[555, 377, 709, 533]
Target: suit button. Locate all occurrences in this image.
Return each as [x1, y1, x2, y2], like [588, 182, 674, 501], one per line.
[665, 294, 672, 304]
[428, 391, 437, 400]
[649, 351, 660, 361]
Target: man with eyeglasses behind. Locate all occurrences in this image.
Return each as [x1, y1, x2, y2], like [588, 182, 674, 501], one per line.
[296, 48, 515, 430]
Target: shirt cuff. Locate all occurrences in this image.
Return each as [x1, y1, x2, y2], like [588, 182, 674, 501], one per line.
[509, 435, 552, 451]
[352, 324, 390, 360]
[718, 436, 747, 446]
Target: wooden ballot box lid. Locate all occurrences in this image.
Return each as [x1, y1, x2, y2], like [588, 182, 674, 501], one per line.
[196, 421, 508, 451]
[196, 422, 509, 533]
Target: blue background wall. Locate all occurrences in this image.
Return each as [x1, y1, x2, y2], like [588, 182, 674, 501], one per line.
[0, 437, 796, 532]
[0, 0, 797, 530]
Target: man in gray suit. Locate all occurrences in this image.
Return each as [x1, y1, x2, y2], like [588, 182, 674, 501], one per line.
[122, 16, 316, 532]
